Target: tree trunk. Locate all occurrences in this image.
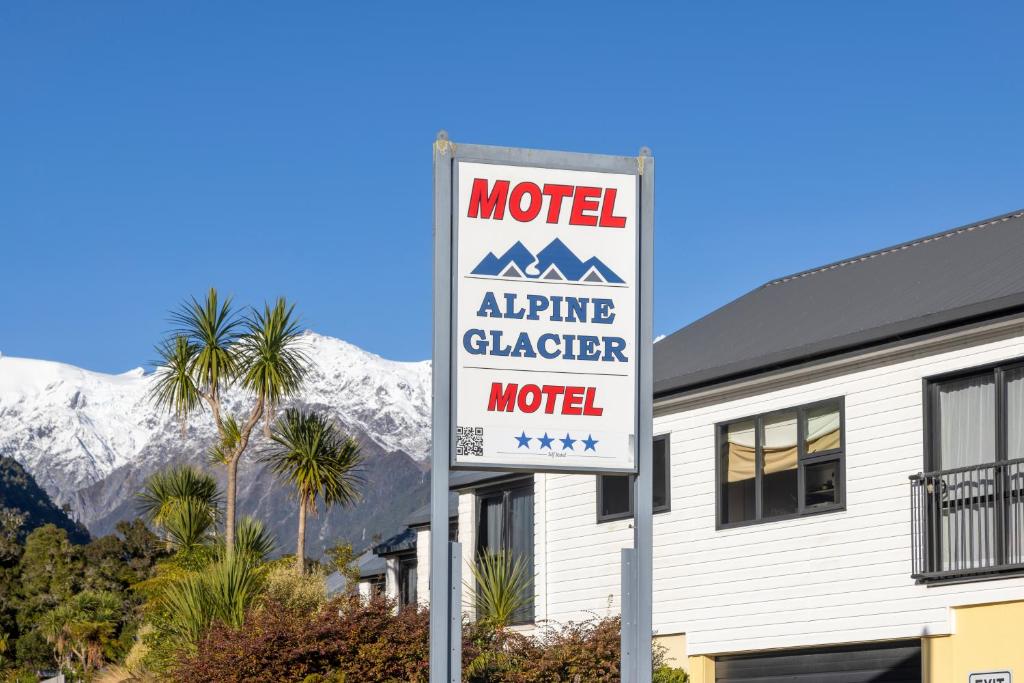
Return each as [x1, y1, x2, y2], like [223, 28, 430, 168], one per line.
[295, 497, 307, 574]
[263, 401, 274, 439]
[225, 457, 238, 559]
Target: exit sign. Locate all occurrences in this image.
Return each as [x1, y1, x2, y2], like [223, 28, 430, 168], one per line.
[970, 672, 1012, 683]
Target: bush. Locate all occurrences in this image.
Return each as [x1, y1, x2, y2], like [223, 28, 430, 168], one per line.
[492, 617, 621, 682]
[654, 665, 690, 683]
[260, 562, 327, 615]
[173, 594, 429, 683]
[174, 597, 679, 683]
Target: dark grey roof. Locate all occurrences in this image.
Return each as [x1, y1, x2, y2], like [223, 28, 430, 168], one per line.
[406, 491, 459, 528]
[357, 550, 385, 578]
[655, 210, 1024, 397]
[449, 470, 516, 490]
[373, 527, 417, 557]
[325, 551, 384, 594]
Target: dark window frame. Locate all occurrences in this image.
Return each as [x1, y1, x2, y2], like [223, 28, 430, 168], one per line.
[923, 358, 1024, 472]
[715, 397, 846, 530]
[474, 477, 535, 624]
[918, 358, 1024, 581]
[397, 553, 417, 607]
[596, 434, 672, 523]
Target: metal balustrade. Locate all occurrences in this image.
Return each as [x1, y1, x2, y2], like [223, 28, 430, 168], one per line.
[910, 458, 1024, 581]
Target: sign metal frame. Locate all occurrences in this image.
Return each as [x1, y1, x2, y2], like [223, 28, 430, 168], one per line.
[430, 133, 654, 683]
[442, 142, 650, 475]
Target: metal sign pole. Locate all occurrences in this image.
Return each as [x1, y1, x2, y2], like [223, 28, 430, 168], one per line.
[621, 548, 637, 679]
[430, 131, 456, 683]
[633, 146, 655, 683]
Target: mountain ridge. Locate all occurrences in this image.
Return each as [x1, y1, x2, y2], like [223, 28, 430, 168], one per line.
[0, 332, 432, 557]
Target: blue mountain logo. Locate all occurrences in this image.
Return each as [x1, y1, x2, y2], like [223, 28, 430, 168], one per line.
[470, 238, 624, 284]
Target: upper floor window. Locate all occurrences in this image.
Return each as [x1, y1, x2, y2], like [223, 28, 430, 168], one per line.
[476, 479, 534, 624]
[717, 398, 844, 528]
[597, 436, 671, 522]
[928, 362, 1024, 470]
[911, 361, 1024, 580]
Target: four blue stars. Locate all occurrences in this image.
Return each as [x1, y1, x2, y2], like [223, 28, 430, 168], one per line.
[514, 431, 598, 452]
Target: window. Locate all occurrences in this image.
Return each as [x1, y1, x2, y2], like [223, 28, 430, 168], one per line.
[597, 435, 671, 522]
[927, 366, 1014, 470]
[369, 574, 386, 596]
[398, 555, 417, 607]
[718, 398, 844, 527]
[476, 479, 534, 624]
[918, 362, 1024, 576]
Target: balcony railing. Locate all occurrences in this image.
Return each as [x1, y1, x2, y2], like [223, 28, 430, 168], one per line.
[910, 457, 1024, 581]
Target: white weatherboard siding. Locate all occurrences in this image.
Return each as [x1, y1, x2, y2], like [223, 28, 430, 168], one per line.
[525, 320, 1024, 656]
[416, 528, 431, 607]
[385, 557, 400, 603]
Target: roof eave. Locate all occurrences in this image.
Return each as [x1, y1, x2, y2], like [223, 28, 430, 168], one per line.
[655, 293, 1024, 401]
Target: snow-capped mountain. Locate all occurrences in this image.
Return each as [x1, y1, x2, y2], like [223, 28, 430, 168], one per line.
[0, 332, 432, 555]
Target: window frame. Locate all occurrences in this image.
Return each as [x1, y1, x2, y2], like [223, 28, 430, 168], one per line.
[923, 358, 1024, 472]
[474, 477, 535, 624]
[397, 553, 417, 607]
[595, 434, 672, 523]
[715, 397, 846, 530]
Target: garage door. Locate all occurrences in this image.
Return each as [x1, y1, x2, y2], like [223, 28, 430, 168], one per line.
[716, 640, 921, 683]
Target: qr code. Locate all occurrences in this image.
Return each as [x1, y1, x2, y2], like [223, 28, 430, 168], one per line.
[456, 426, 484, 457]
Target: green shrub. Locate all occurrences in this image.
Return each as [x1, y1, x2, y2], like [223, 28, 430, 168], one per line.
[260, 562, 327, 615]
[654, 664, 690, 683]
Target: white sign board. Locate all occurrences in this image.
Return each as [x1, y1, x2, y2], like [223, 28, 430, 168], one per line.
[970, 672, 1012, 683]
[452, 160, 639, 472]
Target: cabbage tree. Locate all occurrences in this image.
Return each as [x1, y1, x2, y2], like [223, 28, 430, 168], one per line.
[263, 409, 363, 573]
[150, 289, 309, 555]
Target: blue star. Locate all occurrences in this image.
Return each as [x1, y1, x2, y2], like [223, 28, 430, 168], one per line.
[582, 434, 599, 451]
[559, 433, 576, 450]
[515, 431, 532, 448]
[537, 432, 554, 449]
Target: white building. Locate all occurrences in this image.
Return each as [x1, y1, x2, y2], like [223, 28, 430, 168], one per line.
[365, 209, 1024, 682]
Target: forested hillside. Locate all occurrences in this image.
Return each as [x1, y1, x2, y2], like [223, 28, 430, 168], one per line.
[0, 456, 89, 544]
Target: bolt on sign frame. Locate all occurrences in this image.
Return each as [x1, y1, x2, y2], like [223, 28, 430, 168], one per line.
[430, 133, 654, 682]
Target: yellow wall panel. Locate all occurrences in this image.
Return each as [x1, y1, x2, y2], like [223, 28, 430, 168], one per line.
[925, 600, 1024, 682]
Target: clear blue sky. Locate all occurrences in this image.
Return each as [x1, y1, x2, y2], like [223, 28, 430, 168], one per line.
[2, 2, 1022, 372]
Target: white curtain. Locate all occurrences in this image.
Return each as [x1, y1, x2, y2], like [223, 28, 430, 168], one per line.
[938, 374, 995, 469]
[1007, 369, 1024, 461]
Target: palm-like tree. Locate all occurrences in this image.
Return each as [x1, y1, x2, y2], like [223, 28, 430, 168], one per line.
[158, 555, 263, 653]
[216, 516, 276, 565]
[149, 288, 310, 555]
[469, 549, 532, 629]
[150, 336, 200, 434]
[136, 466, 221, 552]
[170, 288, 242, 415]
[39, 590, 122, 677]
[263, 409, 363, 573]
[236, 298, 310, 439]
